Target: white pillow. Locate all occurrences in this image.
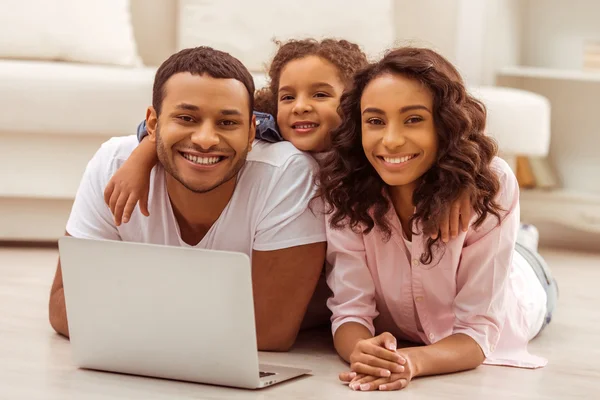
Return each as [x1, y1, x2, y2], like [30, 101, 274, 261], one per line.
[0, 0, 142, 66]
[177, 0, 395, 72]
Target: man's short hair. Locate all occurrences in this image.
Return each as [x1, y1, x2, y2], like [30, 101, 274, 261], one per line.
[152, 46, 255, 117]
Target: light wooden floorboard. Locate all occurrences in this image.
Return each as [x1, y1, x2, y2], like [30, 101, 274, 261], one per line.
[1, 246, 599, 399]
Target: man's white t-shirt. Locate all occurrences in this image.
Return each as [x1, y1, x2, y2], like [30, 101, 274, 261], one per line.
[66, 135, 326, 257]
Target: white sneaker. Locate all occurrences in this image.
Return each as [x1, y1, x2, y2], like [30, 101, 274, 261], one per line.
[517, 223, 539, 252]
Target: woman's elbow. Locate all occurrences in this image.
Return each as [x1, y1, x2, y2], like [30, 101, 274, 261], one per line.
[468, 343, 486, 369]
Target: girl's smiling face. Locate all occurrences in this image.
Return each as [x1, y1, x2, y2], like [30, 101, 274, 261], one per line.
[361, 73, 439, 188]
[276, 55, 345, 152]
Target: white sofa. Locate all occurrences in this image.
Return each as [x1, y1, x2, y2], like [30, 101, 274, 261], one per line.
[0, 0, 174, 241]
[0, 0, 550, 242]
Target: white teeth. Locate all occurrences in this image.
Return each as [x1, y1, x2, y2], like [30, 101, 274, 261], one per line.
[383, 155, 416, 164]
[294, 123, 318, 129]
[182, 153, 221, 165]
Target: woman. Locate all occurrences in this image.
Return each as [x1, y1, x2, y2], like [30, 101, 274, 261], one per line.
[318, 47, 558, 391]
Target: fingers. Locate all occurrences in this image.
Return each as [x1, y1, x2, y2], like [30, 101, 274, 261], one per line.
[350, 362, 394, 378]
[460, 193, 472, 232]
[438, 193, 470, 242]
[338, 371, 357, 382]
[379, 378, 408, 391]
[113, 193, 129, 227]
[379, 332, 397, 352]
[359, 344, 406, 368]
[350, 373, 365, 383]
[349, 375, 378, 391]
[122, 194, 140, 224]
[139, 191, 150, 217]
[347, 372, 409, 391]
[357, 376, 389, 391]
[358, 338, 405, 364]
[353, 354, 405, 374]
[449, 203, 461, 239]
[348, 333, 405, 379]
[439, 211, 450, 243]
[108, 187, 120, 218]
[104, 181, 115, 206]
[107, 187, 149, 226]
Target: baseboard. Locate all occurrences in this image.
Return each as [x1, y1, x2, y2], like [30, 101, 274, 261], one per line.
[0, 198, 72, 241]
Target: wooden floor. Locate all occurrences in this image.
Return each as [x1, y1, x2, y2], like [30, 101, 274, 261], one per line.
[1, 246, 599, 399]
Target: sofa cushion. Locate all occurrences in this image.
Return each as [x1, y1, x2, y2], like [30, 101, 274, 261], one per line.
[177, 0, 395, 72]
[0, 60, 269, 136]
[0, 0, 142, 67]
[0, 60, 156, 136]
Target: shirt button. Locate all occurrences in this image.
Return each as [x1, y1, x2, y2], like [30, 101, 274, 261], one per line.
[429, 333, 435, 341]
[415, 296, 424, 302]
[412, 259, 420, 267]
[490, 344, 496, 352]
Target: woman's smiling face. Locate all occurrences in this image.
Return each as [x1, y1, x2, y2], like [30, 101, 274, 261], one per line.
[361, 73, 438, 188]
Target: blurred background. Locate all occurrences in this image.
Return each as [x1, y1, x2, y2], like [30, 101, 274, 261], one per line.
[0, 0, 599, 251]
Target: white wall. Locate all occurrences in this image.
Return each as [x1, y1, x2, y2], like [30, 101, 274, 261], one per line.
[134, 0, 525, 81]
[130, 0, 177, 66]
[394, 0, 521, 86]
[481, 0, 522, 84]
[393, 0, 460, 63]
[521, 0, 600, 69]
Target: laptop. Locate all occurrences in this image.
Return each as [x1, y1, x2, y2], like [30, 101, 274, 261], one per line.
[58, 236, 311, 389]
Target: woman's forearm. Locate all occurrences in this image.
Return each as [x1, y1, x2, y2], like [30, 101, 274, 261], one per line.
[333, 322, 374, 362]
[404, 333, 485, 378]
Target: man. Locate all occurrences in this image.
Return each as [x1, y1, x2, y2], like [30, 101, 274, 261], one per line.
[49, 47, 327, 351]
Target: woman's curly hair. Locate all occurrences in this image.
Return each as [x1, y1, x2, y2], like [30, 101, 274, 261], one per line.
[254, 38, 369, 117]
[319, 47, 502, 265]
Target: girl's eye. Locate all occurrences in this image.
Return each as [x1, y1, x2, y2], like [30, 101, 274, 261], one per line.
[314, 92, 329, 98]
[178, 115, 194, 123]
[280, 95, 294, 101]
[366, 118, 385, 125]
[406, 116, 424, 124]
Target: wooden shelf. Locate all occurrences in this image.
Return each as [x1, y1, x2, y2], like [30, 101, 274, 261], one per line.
[498, 66, 600, 83]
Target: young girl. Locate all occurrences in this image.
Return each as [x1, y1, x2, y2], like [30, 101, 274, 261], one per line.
[318, 47, 558, 392]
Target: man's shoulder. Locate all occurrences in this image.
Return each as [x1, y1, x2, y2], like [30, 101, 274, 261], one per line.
[86, 135, 138, 178]
[246, 139, 317, 171]
[95, 135, 139, 164]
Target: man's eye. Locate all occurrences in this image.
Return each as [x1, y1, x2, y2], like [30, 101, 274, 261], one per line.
[178, 115, 194, 122]
[220, 120, 238, 126]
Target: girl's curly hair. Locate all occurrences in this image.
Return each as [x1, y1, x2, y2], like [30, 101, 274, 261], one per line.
[254, 38, 369, 117]
[319, 47, 502, 265]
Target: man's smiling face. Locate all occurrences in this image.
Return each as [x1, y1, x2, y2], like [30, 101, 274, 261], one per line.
[148, 72, 256, 193]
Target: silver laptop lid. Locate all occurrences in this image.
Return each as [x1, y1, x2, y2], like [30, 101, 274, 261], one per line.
[59, 237, 261, 388]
